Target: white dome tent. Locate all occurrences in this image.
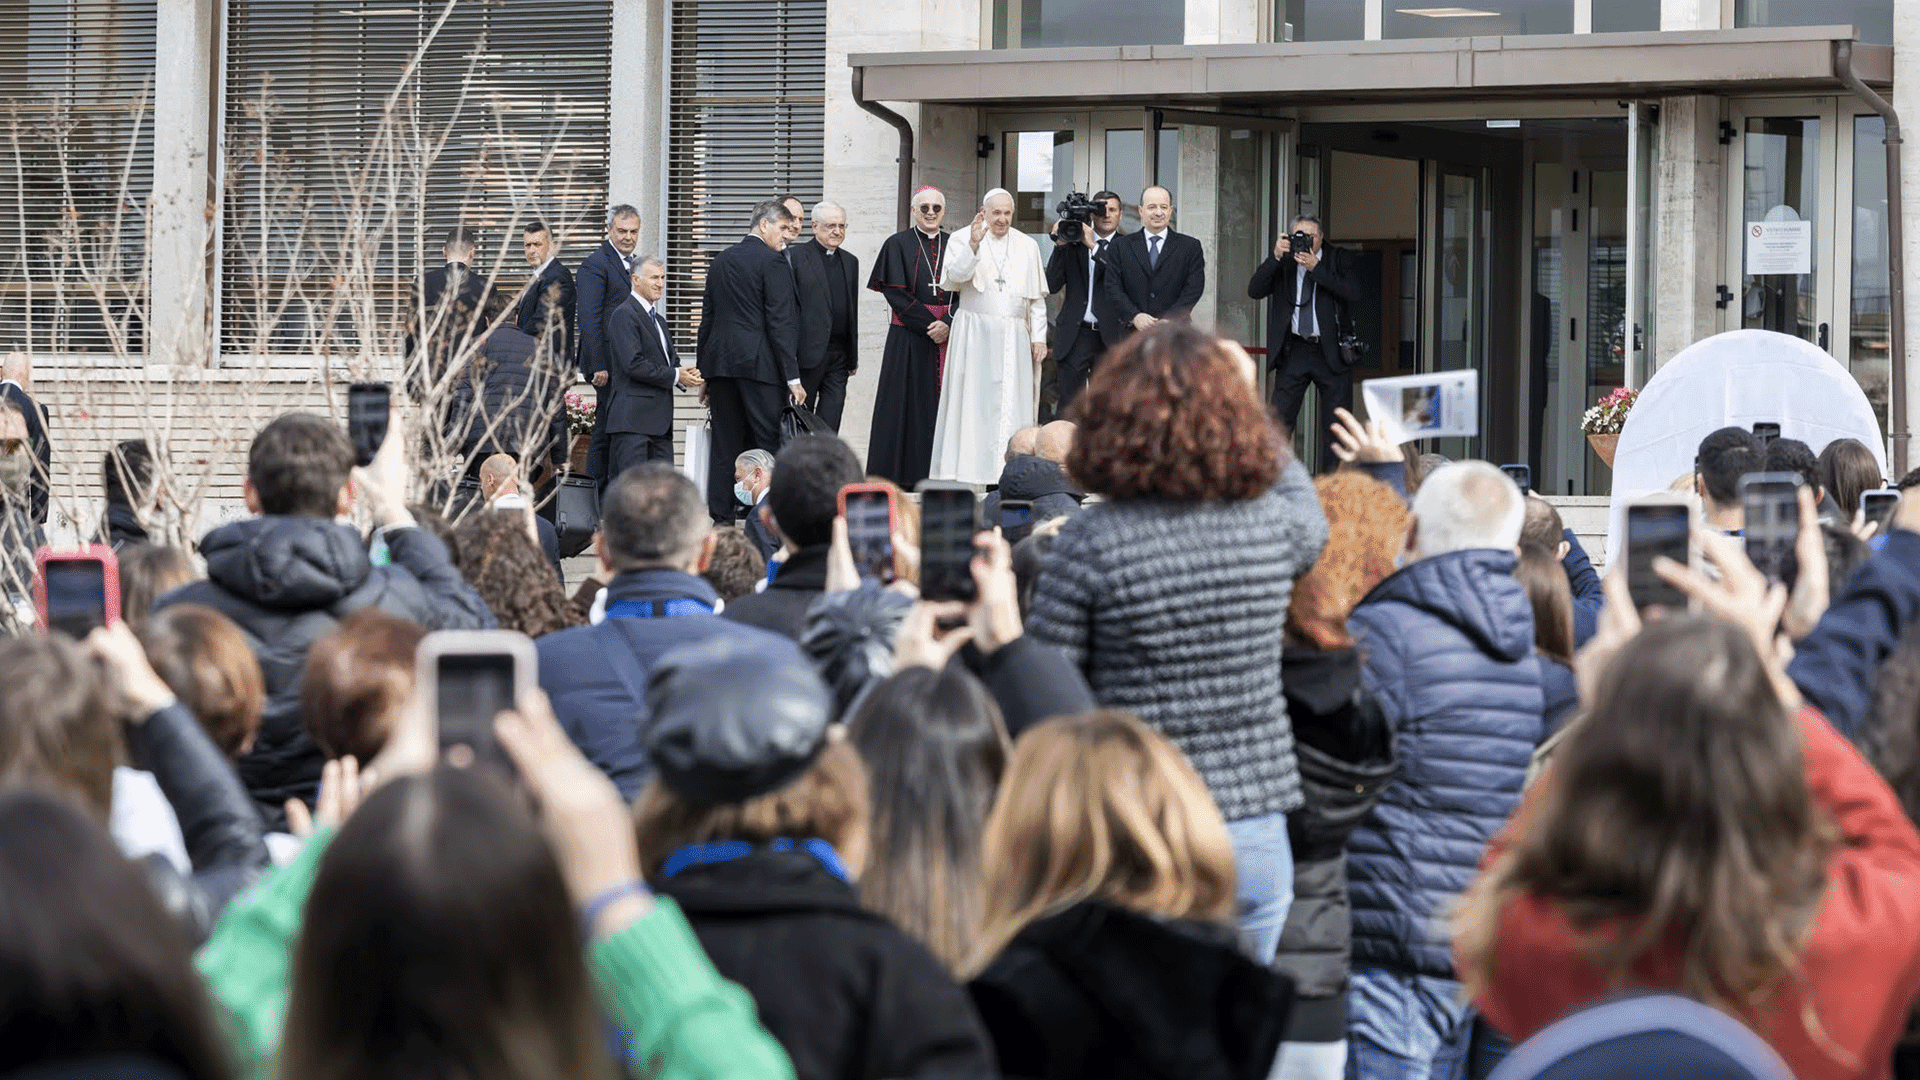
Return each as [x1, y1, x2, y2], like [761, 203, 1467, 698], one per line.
[1602, 329, 1887, 562]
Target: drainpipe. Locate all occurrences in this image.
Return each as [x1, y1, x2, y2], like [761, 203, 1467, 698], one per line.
[852, 67, 916, 234]
[1835, 38, 1909, 475]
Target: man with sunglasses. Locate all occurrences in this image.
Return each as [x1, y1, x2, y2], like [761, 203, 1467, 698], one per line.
[0, 351, 49, 527]
[865, 186, 957, 488]
[788, 200, 859, 432]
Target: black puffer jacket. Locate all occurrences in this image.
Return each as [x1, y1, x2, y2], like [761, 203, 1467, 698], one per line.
[1275, 645, 1395, 1043]
[970, 901, 1293, 1080]
[158, 516, 493, 820]
[983, 455, 1083, 526]
[126, 701, 271, 943]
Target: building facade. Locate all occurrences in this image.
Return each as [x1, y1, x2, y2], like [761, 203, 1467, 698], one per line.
[0, 0, 1910, 528]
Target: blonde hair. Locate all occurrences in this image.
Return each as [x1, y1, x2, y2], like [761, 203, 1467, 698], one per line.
[964, 711, 1236, 976]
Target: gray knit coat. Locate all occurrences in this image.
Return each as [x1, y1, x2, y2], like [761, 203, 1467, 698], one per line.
[1027, 459, 1330, 822]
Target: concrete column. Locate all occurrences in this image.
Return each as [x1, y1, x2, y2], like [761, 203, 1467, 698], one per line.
[1895, 0, 1920, 473]
[825, 0, 982, 460]
[610, 0, 667, 258]
[1176, 0, 1260, 331]
[150, 0, 215, 364]
[1652, 95, 1726, 367]
[1187, 0, 1261, 44]
[1660, 0, 1720, 32]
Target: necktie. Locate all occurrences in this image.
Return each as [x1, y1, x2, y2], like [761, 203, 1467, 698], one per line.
[652, 308, 671, 355]
[623, 254, 634, 273]
[1095, 238, 1108, 277]
[1297, 268, 1317, 337]
[1148, 234, 1161, 270]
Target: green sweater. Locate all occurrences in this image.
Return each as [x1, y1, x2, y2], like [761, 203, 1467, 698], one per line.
[195, 829, 794, 1080]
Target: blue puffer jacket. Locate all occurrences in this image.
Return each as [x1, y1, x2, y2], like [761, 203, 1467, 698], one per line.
[1344, 548, 1546, 979]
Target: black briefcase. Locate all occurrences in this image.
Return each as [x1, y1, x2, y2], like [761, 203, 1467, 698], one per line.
[553, 474, 600, 559]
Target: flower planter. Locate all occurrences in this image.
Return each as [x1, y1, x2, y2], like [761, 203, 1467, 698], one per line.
[1586, 433, 1618, 468]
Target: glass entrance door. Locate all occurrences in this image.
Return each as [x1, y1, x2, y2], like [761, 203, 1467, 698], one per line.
[1726, 97, 1893, 438]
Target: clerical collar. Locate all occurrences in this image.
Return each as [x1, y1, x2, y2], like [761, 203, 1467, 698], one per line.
[917, 227, 942, 238]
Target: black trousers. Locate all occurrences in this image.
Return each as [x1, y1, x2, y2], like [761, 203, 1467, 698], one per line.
[585, 380, 612, 486]
[706, 375, 786, 522]
[609, 431, 675, 482]
[802, 345, 852, 432]
[1270, 334, 1352, 472]
[1054, 326, 1104, 416]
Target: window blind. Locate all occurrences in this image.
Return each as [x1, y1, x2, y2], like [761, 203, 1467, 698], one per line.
[665, 0, 825, 344]
[220, 0, 611, 357]
[0, 0, 156, 355]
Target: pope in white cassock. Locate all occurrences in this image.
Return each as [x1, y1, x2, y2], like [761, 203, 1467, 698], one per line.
[930, 188, 1048, 485]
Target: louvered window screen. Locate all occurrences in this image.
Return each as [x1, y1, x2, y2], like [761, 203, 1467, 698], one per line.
[0, 0, 156, 355]
[665, 0, 825, 345]
[220, 0, 611, 357]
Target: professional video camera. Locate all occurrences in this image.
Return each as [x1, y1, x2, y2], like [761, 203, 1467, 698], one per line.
[1054, 191, 1098, 245]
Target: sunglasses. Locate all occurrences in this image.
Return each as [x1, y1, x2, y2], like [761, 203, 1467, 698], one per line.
[915, 204, 944, 213]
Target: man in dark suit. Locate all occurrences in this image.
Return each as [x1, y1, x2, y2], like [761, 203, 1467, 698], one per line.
[449, 289, 570, 480]
[787, 199, 859, 432]
[406, 225, 491, 402]
[1100, 185, 1205, 343]
[606, 256, 702, 478]
[576, 204, 643, 488]
[697, 199, 804, 523]
[1, 350, 50, 526]
[515, 219, 576, 369]
[1250, 215, 1359, 469]
[1045, 190, 1122, 415]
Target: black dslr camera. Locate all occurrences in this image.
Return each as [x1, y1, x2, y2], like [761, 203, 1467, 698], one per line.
[1288, 229, 1317, 256]
[1055, 191, 1099, 245]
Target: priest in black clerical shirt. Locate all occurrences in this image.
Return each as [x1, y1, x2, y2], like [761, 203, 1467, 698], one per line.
[787, 199, 860, 432]
[864, 186, 956, 489]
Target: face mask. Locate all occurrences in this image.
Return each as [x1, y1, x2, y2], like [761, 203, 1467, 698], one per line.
[734, 482, 754, 506]
[0, 450, 28, 495]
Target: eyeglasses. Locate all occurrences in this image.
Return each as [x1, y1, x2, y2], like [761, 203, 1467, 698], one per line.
[915, 204, 943, 213]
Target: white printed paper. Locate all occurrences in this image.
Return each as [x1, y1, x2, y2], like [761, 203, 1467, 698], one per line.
[1361, 369, 1479, 444]
[1745, 220, 1812, 276]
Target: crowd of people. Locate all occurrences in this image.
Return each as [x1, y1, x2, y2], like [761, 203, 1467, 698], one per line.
[11, 301, 1920, 1080]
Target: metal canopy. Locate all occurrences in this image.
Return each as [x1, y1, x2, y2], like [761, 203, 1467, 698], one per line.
[849, 26, 1891, 108]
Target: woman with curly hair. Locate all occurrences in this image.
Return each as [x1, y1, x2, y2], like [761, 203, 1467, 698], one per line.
[1027, 321, 1330, 963]
[451, 511, 584, 638]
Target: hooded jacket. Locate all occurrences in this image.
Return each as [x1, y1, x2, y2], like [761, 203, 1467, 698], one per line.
[969, 901, 1292, 1080]
[158, 516, 493, 819]
[1346, 548, 1544, 979]
[982, 455, 1083, 525]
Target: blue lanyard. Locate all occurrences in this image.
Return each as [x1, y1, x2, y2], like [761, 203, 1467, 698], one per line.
[604, 597, 714, 619]
[659, 838, 850, 883]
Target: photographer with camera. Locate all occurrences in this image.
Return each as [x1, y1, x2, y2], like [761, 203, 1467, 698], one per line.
[1250, 215, 1359, 471]
[1045, 190, 1123, 414]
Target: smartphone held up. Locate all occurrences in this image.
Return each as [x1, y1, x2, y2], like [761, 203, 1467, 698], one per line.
[916, 481, 980, 602]
[417, 630, 536, 774]
[839, 483, 899, 585]
[1624, 497, 1691, 616]
[33, 546, 120, 639]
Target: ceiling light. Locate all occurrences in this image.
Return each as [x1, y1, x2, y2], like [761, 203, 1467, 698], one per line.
[1398, 6, 1501, 16]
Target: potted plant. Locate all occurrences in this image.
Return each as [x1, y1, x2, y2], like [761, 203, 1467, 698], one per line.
[565, 393, 595, 472]
[1580, 387, 1637, 468]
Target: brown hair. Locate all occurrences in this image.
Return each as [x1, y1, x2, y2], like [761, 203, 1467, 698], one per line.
[1065, 322, 1283, 503]
[1454, 616, 1832, 1028]
[1514, 544, 1575, 667]
[634, 739, 870, 882]
[1818, 438, 1883, 521]
[966, 711, 1236, 976]
[1287, 472, 1408, 649]
[117, 544, 199, 628]
[0, 635, 122, 821]
[140, 604, 266, 760]
[1520, 496, 1566, 554]
[300, 611, 427, 764]
[452, 512, 582, 638]
[701, 526, 766, 602]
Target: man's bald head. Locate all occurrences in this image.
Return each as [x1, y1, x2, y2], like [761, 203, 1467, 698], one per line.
[1036, 421, 1075, 464]
[1006, 426, 1041, 463]
[478, 453, 518, 501]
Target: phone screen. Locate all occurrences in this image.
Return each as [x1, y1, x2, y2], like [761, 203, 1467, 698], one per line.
[1752, 422, 1781, 448]
[843, 490, 895, 584]
[1742, 477, 1801, 590]
[435, 652, 516, 754]
[1863, 490, 1900, 531]
[43, 560, 108, 638]
[919, 487, 979, 602]
[1499, 464, 1530, 491]
[1626, 504, 1690, 613]
[348, 383, 391, 468]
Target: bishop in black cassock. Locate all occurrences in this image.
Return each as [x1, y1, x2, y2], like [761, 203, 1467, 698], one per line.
[865, 194, 956, 489]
